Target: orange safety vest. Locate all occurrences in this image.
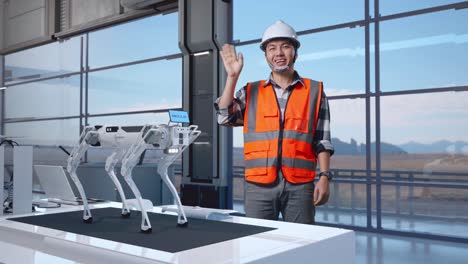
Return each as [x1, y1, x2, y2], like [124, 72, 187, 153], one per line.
[243, 78, 323, 184]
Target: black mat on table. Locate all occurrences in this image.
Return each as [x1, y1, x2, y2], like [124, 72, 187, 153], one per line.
[8, 207, 275, 253]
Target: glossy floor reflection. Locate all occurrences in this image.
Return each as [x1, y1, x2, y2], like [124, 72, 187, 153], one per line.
[234, 202, 467, 263]
[315, 209, 468, 238]
[355, 232, 468, 264]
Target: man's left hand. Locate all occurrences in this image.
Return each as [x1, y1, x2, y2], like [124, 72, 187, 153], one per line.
[314, 177, 330, 206]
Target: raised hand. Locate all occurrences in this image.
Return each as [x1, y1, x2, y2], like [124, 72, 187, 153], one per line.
[220, 44, 244, 79]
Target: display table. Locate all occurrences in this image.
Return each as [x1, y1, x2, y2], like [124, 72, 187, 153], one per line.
[0, 202, 355, 264]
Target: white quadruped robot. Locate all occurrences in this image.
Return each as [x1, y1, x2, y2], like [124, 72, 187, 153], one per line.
[67, 125, 139, 222]
[121, 123, 201, 232]
[67, 111, 201, 233]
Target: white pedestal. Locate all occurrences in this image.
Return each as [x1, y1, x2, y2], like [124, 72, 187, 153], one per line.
[12, 146, 33, 215]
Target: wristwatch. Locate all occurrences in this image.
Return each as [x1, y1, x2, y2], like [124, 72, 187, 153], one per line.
[319, 171, 333, 181]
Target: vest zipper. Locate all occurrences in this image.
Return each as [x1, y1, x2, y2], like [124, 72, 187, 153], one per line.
[276, 86, 294, 174]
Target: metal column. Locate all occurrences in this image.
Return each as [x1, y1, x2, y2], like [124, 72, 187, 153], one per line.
[374, 0, 383, 230]
[179, 0, 233, 209]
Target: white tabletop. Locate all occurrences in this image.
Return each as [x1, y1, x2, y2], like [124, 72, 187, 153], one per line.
[0, 202, 355, 264]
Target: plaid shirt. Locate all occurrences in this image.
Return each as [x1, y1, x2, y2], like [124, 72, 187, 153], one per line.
[214, 71, 334, 155]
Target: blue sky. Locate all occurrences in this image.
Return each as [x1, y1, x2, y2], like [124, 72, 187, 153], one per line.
[4, 1, 468, 149]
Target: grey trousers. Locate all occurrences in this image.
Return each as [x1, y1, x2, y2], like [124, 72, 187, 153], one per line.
[244, 170, 315, 224]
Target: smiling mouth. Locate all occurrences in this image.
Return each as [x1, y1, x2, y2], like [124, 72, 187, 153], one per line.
[274, 59, 287, 65]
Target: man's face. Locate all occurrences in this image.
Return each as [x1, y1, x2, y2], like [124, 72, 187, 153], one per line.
[264, 39, 296, 69]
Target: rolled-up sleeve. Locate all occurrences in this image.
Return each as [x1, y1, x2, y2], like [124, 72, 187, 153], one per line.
[313, 91, 335, 156]
[214, 86, 247, 127]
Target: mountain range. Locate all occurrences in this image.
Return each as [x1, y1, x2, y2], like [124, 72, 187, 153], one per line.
[398, 140, 468, 154]
[233, 138, 468, 156]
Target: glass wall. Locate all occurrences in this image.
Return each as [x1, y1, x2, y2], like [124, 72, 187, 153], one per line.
[380, 92, 468, 238]
[3, 119, 80, 167]
[88, 13, 179, 68]
[380, 9, 468, 91]
[3, 0, 467, 242]
[233, 0, 468, 241]
[2, 12, 182, 164]
[4, 119, 79, 146]
[5, 76, 80, 119]
[234, 27, 367, 95]
[233, 0, 364, 42]
[295, 27, 366, 95]
[4, 36, 81, 85]
[87, 59, 182, 115]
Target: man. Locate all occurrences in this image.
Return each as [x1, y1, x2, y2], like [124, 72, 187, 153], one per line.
[214, 20, 334, 224]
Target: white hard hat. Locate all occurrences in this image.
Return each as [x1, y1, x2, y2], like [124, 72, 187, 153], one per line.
[260, 20, 300, 51]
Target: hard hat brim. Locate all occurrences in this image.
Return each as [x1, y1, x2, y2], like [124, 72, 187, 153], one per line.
[260, 37, 301, 51]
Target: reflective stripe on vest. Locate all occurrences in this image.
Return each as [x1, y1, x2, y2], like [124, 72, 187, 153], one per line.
[243, 78, 322, 184]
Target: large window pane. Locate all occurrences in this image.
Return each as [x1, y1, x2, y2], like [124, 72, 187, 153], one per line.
[380, 92, 468, 238]
[4, 36, 81, 85]
[381, 0, 464, 15]
[380, 9, 468, 92]
[381, 92, 468, 168]
[89, 13, 179, 69]
[380, 185, 467, 238]
[316, 98, 368, 226]
[5, 76, 80, 119]
[233, 0, 364, 42]
[4, 119, 79, 146]
[316, 182, 368, 227]
[88, 58, 182, 115]
[330, 98, 367, 170]
[235, 26, 365, 96]
[297, 27, 366, 95]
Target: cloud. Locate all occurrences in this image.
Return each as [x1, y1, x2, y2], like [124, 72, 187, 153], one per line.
[296, 33, 468, 62]
[298, 47, 364, 62]
[326, 88, 363, 96]
[380, 92, 468, 144]
[381, 92, 468, 125]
